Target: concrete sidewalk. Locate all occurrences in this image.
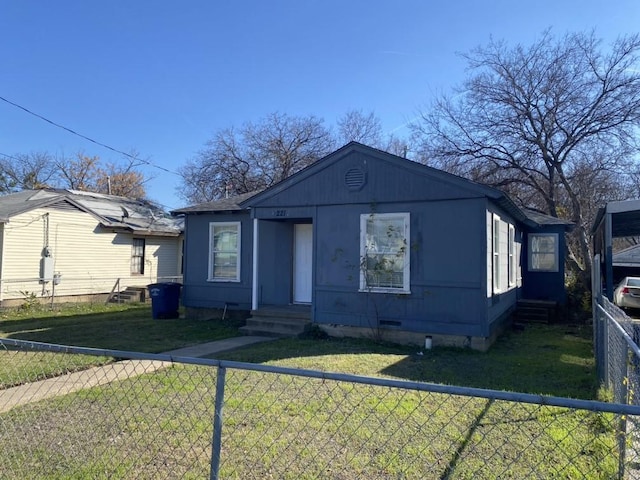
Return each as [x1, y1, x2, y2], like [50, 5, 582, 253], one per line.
[0, 336, 275, 413]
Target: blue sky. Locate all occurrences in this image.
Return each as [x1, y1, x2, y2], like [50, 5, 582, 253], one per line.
[1, 1, 638, 210]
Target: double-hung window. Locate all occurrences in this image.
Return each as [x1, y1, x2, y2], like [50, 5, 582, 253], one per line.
[209, 222, 241, 282]
[360, 213, 410, 293]
[508, 225, 516, 286]
[529, 233, 558, 272]
[131, 238, 145, 275]
[493, 216, 500, 292]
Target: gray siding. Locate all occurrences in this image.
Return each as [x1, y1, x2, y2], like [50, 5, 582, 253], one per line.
[249, 151, 485, 214]
[310, 198, 488, 336]
[182, 212, 253, 310]
[182, 144, 549, 342]
[521, 224, 567, 304]
[485, 201, 523, 334]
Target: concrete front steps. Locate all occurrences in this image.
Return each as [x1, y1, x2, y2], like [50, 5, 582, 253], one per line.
[239, 305, 312, 338]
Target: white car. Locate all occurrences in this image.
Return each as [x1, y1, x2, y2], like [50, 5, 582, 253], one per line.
[614, 277, 640, 310]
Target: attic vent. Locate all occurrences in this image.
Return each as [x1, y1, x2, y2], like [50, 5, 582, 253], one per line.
[344, 168, 366, 191]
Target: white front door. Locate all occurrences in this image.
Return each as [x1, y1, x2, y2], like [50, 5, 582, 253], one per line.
[293, 224, 313, 303]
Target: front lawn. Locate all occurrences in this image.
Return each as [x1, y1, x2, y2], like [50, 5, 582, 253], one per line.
[0, 302, 243, 387]
[0, 318, 615, 479]
[0, 302, 242, 352]
[214, 322, 597, 399]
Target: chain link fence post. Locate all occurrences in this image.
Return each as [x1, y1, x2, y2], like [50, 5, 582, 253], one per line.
[210, 366, 226, 480]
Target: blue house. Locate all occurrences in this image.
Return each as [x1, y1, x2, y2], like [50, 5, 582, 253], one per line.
[174, 143, 570, 350]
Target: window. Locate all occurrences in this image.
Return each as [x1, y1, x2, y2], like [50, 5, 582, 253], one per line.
[508, 225, 516, 286]
[360, 213, 410, 293]
[209, 222, 240, 281]
[529, 233, 558, 272]
[131, 238, 145, 275]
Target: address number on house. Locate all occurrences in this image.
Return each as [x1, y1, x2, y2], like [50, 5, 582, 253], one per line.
[273, 209, 288, 217]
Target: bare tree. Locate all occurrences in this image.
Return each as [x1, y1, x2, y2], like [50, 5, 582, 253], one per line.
[94, 159, 148, 198]
[53, 151, 149, 199]
[179, 112, 335, 203]
[0, 152, 59, 191]
[56, 153, 100, 191]
[337, 110, 384, 147]
[412, 30, 640, 285]
[337, 110, 412, 157]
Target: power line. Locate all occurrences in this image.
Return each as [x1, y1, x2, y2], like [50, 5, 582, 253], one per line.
[0, 151, 20, 162]
[0, 95, 180, 176]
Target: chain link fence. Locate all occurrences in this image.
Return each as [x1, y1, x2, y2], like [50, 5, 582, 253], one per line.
[2, 337, 640, 479]
[594, 296, 640, 406]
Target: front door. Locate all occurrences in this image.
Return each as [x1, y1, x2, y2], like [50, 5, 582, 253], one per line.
[293, 224, 313, 303]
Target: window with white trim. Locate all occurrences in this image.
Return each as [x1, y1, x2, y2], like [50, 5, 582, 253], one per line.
[529, 233, 559, 272]
[508, 225, 516, 286]
[493, 216, 500, 292]
[359, 213, 410, 293]
[208, 222, 241, 281]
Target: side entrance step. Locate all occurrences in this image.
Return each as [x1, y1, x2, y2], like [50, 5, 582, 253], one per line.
[240, 306, 312, 338]
[514, 299, 558, 324]
[108, 287, 147, 304]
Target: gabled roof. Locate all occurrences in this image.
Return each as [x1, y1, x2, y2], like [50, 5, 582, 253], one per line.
[0, 189, 183, 237]
[241, 142, 504, 205]
[240, 142, 571, 230]
[171, 142, 573, 231]
[521, 208, 574, 230]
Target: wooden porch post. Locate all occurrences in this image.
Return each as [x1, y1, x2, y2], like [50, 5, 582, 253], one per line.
[252, 218, 259, 311]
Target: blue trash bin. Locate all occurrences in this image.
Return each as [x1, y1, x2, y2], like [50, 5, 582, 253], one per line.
[148, 282, 181, 319]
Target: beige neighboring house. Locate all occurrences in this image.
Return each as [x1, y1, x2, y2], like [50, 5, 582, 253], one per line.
[0, 189, 184, 306]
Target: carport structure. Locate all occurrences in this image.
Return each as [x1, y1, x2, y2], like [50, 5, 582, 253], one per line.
[593, 199, 640, 301]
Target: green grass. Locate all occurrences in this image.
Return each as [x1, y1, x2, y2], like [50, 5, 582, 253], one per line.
[0, 302, 242, 352]
[0, 357, 617, 479]
[213, 323, 597, 399]
[0, 302, 243, 387]
[0, 306, 616, 478]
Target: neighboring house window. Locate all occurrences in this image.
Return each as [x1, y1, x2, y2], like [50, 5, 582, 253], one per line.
[360, 213, 410, 293]
[131, 238, 145, 275]
[508, 225, 516, 286]
[493, 216, 500, 292]
[529, 233, 559, 272]
[209, 222, 241, 282]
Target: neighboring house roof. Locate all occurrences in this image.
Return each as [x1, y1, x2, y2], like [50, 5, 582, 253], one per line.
[172, 191, 259, 214]
[0, 189, 183, 237]
[592, 199, 640, 237]
[521, 208, 574, 230]
[613, 244, 640, 267]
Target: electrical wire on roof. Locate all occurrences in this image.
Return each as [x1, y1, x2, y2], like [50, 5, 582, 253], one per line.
[0, 95, 179, 176]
